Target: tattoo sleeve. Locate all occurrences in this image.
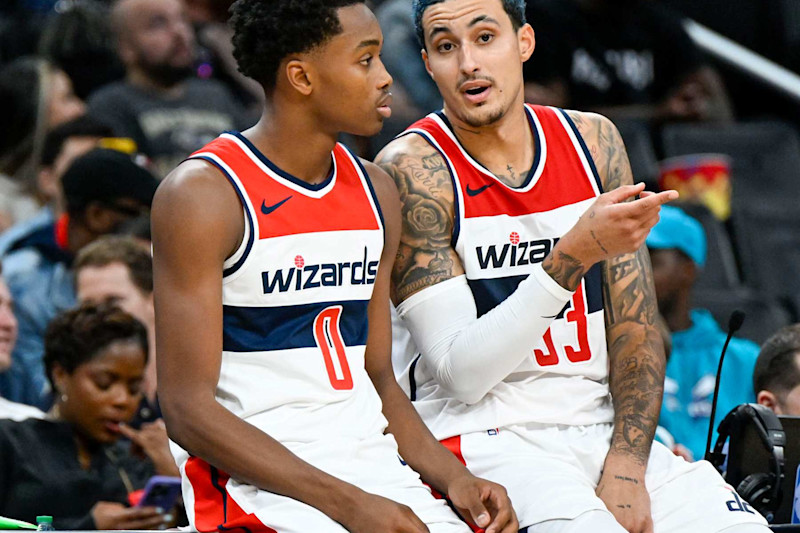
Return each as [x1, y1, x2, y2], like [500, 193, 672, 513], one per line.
[375, 139, 464, 303]
[568, 110, 666, 468]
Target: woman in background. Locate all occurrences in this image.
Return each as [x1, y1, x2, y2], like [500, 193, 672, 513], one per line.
[0, 57, 84, 232]
[0, 303, 176, 529]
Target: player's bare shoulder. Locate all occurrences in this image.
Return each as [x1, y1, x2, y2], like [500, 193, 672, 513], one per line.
[375, 133, 455, 210]
[374, 133, 463, 302]
[152, 159, 244, 261]
[561, 110, 633, 191]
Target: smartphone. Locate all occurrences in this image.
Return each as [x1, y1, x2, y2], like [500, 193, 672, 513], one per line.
[136, 476, 182, 509]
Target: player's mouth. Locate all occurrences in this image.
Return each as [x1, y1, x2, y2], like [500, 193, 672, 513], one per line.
[377, 92, 393, 118]
[460, 80, 492, 104]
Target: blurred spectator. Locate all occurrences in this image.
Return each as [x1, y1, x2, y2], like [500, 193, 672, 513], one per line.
[524, 0, 733, 124]
[0, 149, 158, 408]
[648, 205, 759, 460]
[0, 303, 175, 530]
[75, 236, 159, 426]
[753, 323, 800, 416]
[0, 116, 114, 259]
[184, 0, 263, 115]
[0, 266, 45, 421]
[87, 0, 248, 177]
[38, 0, 125, 101]
[372, 0, 441, 152]
[38, 116, 115, 216]
[0, 57, 85, 232]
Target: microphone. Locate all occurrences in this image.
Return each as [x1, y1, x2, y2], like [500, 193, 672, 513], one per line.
[704, 310, 746, 462]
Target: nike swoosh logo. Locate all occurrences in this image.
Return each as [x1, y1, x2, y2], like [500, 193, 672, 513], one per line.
[261, 195, 292, 215]
[466, 183, 495, 196]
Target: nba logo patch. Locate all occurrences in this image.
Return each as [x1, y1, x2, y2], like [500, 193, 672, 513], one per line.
[487, 429, 498, 436]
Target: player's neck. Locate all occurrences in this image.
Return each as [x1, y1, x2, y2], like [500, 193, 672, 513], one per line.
[445, 101, 534, 185]
[243, 106, 339, 186]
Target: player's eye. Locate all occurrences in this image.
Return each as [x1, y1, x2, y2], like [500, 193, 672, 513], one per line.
[478, 33, 493, 44]
[360, 55, 373, 67]
[437, 41, 454, 53]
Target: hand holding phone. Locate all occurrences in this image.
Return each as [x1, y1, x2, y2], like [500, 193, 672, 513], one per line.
[136, 476, 182, 510]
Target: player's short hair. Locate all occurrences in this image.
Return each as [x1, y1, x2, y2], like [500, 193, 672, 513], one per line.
[74, 235, 153, 295]
[229, 0, 366, 91]
[753, 323, 800, 397]
[413, 0, 527, 48]
[44, 302, 149, 390]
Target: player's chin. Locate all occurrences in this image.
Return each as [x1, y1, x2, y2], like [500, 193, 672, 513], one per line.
[348, 117, 385, 138]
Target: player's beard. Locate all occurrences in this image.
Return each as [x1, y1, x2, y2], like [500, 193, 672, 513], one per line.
[461, 105, 507, 128]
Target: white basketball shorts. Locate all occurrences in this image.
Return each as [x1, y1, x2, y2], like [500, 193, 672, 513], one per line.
[441, 422, 768, 532]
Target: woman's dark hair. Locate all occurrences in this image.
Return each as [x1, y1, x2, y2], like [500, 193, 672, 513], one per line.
[0, 57, 48, 177]
[38, 0, 124, 100]
[44, 302, 149, 389]
[229, 0, 365, 91]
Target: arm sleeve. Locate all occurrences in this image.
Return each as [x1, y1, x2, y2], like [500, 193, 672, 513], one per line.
[396, 263, 574, 405]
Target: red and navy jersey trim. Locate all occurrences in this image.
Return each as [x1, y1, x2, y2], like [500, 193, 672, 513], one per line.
[191, 155, 255, 278]
[227, 131, 335, 192]
[343, 144, 386, 238]
[433, 108, 544, 190]
[557, 109, 604, 194]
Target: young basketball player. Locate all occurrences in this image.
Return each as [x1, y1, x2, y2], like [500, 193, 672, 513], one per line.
[376, 1, 771, 532]
[151, 1, 516, 532]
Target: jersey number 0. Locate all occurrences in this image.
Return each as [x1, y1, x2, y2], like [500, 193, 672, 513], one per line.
[313, 306, 354, 390]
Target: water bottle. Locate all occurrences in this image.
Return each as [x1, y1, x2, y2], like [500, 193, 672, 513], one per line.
[36, 516, 54, 531]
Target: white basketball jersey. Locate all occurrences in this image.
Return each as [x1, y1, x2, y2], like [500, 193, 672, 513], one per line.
[395, 105, 614, 440]
[183, 133, 388, 445]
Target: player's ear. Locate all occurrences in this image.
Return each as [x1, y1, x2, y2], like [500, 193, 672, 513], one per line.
[284, 58, 314, 96]
[518, 23, 535, 62]
[422, 48, 435, 81]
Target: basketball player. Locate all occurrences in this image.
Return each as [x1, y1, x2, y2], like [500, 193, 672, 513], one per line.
[151, 1, 516, 532]
[375, 1, 771, 532]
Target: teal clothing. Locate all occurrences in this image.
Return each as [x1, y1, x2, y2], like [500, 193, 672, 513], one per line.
[659, 309, 759, 461]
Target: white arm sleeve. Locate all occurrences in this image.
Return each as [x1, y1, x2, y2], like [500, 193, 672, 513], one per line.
[396, 263, 574, 405]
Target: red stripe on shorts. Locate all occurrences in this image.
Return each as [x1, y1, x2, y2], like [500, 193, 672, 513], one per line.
[185, 457, 277, 532]
[438, 436, 484, 533]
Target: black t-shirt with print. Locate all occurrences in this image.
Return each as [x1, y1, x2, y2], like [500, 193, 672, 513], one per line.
[524, 0, 703, 108]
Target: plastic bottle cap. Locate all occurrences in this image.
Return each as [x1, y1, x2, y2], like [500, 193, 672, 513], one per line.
[35, 517, 52, 523]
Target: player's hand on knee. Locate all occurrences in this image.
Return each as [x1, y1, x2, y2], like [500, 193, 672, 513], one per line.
[448, 474, 519, 533]
[343, 493, 430, 533]
[595, 469, 654, 533]
[561, 183, 678, 266]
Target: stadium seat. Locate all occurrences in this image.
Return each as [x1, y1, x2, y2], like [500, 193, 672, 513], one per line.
[691, 287, 793, 345]
[676, 203, 741, 290]
[661, 121, 800, 211]
[729, 206, 800, 319]
[615, 119, 660, 191]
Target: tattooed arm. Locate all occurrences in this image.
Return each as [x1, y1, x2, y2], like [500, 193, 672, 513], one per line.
[374, 134, 673, 405]
[374, 134, 464, 303]
[567, 110, 665, 533]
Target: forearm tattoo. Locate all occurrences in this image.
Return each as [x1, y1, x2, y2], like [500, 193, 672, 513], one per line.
[567, 110, 666, 467]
